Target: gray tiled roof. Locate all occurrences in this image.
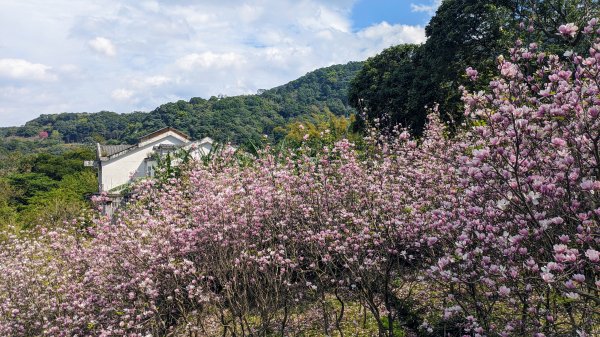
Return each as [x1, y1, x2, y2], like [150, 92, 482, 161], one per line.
[139, 127, 190, 143]
[99, 144, 135, 158]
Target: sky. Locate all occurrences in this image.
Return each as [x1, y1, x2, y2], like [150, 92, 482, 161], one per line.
[0, 0, 441, 127]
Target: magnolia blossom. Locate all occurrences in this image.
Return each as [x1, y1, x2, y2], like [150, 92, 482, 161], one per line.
[585, 249, 599, 262]
[466, 67, 479, 81]
[498, 286, 511, 297]
[500, 62, 519, 78]
[541, 272, 555, 283]
[558, 23, 579, 38]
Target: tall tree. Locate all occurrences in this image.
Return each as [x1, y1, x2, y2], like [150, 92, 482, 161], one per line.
[348, 44, 421, 131]
[349, 0, 599, 133]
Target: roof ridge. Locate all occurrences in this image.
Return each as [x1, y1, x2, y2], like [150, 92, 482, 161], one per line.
[138, 127, 191, 143]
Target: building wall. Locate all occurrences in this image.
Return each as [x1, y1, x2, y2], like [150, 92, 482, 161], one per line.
[190, 142, 213, 160]
[99, 135, 187, 192]
[200, 142, 212, 156]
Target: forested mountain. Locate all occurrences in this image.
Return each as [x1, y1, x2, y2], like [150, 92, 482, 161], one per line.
[0, 62, 363, 147]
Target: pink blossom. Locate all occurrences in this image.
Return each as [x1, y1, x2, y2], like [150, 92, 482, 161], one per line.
[551, 138, 567, 147]
[585, 249, 599, 262]
[572, 274, 585, 283]
[541, 272, 555, 283]
[558, 23, 579, 38]
[500, 62, 519, 78]
[466, 67, 478, 81]
[554, 244, 568, 254]
[498, 286, 511, 297]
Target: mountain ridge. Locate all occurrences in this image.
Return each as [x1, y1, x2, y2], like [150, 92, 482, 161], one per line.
[0, 61, 364, 146]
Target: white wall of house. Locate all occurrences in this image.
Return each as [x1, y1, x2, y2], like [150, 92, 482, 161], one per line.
[199, 142, 212, 156]
[189, 142, 213, 160]
[99, 135, 186, 192]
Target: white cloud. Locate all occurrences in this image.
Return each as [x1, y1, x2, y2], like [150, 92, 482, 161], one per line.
[176, 52, 246, 70]
[0, 58, 57, 81]
[411, 0, 442, 15]
[88, 37, 117, 57]
[358, 22, 426, 45]
[58, 64, 80, 74]
[111, 88, 135, 101]
[238, 4, 264, 23]
[298, 5, 351, 32]
[138, 75, 171, 87]
[140, 1, 160, 12]
[0, 0, 434, 126]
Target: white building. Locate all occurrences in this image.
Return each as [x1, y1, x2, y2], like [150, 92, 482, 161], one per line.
[94, 127, 214, 215]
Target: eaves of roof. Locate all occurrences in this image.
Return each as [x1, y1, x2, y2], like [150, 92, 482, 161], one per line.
[97, 144, 136, 161]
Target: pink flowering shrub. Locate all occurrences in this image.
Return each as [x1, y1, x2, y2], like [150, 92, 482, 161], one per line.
[426, 19, 600, 336]
[0, 118, 458, 336]
[0, 20, 599, 337]
[0, 229, 89, 336]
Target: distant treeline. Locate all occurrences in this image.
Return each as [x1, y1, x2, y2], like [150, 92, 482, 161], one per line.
[0, 62, 363, 146]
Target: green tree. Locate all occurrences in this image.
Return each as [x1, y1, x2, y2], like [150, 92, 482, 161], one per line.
[0, 147, 97, 229]
[348, 44, 421, 131]
[0, 179, 17, 229]
[6, 173, 58, 206]
[283, 110, 359, 151]
[29, 148, 95, 181]
[349, 0, 599, 133]
[19, 171, 97, 229]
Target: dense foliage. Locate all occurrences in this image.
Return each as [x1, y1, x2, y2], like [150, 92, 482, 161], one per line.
[1, 19, 599, 336]
[0, 148, 97, 230]
[0, 137, 73, 174]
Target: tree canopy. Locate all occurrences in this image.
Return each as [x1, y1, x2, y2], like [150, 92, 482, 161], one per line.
[349, 0, 599, 133]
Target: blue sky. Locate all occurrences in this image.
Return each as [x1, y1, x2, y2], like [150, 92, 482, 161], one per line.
[0, 0, 441, 127]
[352, 0, 439, 29]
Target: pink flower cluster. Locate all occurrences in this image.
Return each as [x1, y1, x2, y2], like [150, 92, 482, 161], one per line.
[450, 18, 600, 336]
[558, 23, 579, 38]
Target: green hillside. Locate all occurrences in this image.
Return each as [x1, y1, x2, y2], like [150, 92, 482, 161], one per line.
[1, 62, 363, 147]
